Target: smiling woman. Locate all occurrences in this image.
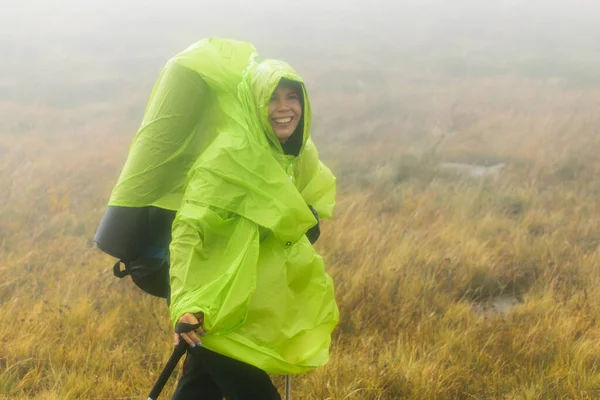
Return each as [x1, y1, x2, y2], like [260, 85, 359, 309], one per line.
[94, 38, 337, 400]
[167, 54, 338, 399]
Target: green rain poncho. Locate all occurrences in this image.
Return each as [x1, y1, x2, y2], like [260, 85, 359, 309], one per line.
[109, 38, 338, 374]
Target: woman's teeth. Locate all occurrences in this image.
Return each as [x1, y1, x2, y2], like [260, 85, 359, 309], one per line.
[274, 117, 293, 124]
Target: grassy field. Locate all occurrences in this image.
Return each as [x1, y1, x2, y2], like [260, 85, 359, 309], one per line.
[2, 9, 600, 398]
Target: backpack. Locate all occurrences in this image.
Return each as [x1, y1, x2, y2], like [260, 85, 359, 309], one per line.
[95, 206, 175, 298]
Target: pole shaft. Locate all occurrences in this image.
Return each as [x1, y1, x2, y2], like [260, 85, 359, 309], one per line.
[285, 375, 291, 400]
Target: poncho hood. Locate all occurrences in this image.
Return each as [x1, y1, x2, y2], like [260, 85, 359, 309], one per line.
[246, 59, 310, 155]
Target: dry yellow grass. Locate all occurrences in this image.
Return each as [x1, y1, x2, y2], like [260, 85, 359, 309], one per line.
[2, 38, 600, 400]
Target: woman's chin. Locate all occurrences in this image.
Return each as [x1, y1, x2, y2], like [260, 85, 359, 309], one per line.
[275, 131, 294, 143]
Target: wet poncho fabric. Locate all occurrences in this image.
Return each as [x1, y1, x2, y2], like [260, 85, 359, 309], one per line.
[169, 58, 338, 375]
[108, 38, 338, 374]
[109, 38, 260, 210]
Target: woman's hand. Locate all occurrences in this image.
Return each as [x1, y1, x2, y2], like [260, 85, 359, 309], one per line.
[173, 312, 205, 347]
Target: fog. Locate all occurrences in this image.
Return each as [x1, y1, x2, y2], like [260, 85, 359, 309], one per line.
[2, 0, 600, 109]
[3, 0, 599, 62]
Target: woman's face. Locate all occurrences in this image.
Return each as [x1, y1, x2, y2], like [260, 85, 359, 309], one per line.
[267, 82, 302, 143]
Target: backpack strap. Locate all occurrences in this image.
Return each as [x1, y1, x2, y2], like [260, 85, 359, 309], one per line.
[113, 260, 130, 278]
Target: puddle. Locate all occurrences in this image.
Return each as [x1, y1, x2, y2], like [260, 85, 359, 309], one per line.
[472, 294, 523, 317]
[439, 162, 506, 179]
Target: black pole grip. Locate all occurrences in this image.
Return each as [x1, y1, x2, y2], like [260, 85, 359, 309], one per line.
[174, 322, 202, 333]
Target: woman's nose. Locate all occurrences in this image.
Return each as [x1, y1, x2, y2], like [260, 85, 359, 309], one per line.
[275, 99, 291, 110]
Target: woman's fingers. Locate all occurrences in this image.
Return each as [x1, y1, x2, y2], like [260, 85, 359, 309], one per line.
[180, 331, 202, 347]
[195, 325, 206, 337]
[176, 312, 205, 347]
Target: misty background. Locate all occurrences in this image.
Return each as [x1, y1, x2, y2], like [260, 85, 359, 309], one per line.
[3, 0, 600, 103]
[4, 3, 600, 398]
[2, 0, 600, 188]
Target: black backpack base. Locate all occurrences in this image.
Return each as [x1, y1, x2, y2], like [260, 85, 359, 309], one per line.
[95, 205, 175, 298]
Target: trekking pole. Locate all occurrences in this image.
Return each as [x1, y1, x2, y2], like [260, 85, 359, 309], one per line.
[285, 375, 291, 400]
[147, 322, 201, 400]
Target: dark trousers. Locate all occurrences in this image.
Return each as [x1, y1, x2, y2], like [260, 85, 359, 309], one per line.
[171, 347, 281, 400]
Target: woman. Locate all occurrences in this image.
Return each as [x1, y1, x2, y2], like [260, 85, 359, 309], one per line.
[169, 59, 338, 399]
